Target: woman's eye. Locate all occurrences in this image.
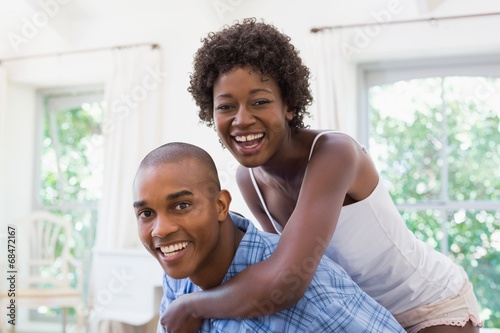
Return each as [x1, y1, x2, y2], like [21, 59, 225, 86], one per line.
[215, 104, 232, 111]
[253, 99, 270, 106]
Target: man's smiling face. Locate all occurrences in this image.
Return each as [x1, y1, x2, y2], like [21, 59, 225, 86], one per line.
[133, 158, 225, 282]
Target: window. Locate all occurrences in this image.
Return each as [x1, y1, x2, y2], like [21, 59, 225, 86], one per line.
[33, 87, 104, 321]
[360, 56, 500, 328]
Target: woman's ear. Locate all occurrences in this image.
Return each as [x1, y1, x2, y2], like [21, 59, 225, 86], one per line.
[283, 103, 294, 121]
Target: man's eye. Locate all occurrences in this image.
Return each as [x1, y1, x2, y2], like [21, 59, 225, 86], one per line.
[138, 210, 153, 219]
[174, 202, 190, 210]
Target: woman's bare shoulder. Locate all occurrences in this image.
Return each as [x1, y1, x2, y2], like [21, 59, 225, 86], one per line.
[307, 131, 362, 158]
[304, 130, 378, 200]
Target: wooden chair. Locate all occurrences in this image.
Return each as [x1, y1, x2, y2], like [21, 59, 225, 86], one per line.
[0, 210, 86, 333]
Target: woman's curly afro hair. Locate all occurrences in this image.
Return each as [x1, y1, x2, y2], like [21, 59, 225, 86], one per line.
[188, 17, 312, 129]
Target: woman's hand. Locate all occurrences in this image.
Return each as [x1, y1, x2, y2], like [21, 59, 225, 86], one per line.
[161, 294, 203, 333]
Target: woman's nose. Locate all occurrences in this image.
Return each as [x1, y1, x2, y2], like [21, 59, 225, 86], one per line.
[232, 105, 255, 127]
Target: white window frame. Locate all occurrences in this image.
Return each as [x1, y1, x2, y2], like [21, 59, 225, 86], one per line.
[358, 54, 500, 253]
[30, 85, 104, 325]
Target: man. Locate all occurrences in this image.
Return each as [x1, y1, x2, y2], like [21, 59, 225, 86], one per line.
[133, 142, 405, 333]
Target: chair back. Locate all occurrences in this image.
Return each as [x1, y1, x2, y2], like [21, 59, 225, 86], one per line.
[14, 210, 80, 291]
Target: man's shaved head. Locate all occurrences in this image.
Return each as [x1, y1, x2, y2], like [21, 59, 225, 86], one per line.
[137, 142, 221, 194]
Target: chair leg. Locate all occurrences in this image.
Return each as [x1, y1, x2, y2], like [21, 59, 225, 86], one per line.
[62, 308, 67, 333]
[76, 305, 85, 333]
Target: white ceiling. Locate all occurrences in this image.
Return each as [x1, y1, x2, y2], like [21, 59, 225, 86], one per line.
[1, 0, 500, 60]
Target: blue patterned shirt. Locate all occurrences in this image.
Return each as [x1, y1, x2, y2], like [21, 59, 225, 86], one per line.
[157, 212, 405, 333]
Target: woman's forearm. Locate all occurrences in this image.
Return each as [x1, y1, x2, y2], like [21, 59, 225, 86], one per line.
[185, 257, 311, 319]
[185, 211, 334, 319]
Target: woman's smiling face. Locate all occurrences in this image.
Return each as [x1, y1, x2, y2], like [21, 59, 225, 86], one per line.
[213, 66, 294, 168]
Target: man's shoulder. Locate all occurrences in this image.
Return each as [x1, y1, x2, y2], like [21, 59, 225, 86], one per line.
[228, 211, 250, 230]
[230, 212, 279, 250]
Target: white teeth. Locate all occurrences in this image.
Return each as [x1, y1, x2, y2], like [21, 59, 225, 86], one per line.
[235, 133, 264, 142]
[160, 242, 189, 257]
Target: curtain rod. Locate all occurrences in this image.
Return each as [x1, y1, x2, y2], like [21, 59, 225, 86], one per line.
[0, 42, 159, 64]
[310, 11, 500, 33]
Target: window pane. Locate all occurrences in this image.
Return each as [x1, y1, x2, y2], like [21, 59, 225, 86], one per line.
[401, 209, 443, 251]
[447, 209, 500, 325]
[444, 77, 500, 201]
[34, 89, 104, 323]
[40, 98, 104, 205]
[367, 71, 500, 327]
[369, 78, 443, 203]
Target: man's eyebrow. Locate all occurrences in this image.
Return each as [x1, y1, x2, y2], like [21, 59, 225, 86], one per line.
[167, 190, 193, 200]
[133, 200, 146, 208]
[133, 190, 193, 208]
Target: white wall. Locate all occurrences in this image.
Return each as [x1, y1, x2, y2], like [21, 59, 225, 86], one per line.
[0, 82, 36, 245]
[1, 0, 500, 229]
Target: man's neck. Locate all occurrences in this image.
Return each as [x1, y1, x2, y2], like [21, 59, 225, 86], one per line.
[189, 218, 245, 290]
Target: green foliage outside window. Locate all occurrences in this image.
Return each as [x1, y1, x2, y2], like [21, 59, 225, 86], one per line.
[40, 101, 103, 205]
[369, 77, 500, 327]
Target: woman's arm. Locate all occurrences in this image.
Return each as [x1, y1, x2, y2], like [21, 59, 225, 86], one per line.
[162, 134, 370, 332]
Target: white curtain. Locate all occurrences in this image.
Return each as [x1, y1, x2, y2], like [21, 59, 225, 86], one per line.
[94, 45, 164, 251]
[308, 29, 358, 137]
[90, 45, 164, 333]
[0, 65, 7, 225]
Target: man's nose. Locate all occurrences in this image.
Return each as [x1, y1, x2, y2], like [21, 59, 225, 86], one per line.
[151, 214, 179, 238]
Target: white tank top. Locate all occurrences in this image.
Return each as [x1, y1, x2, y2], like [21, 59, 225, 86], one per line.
[249, 131, 467, 314]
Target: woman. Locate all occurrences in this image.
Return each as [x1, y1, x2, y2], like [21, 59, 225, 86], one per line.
[163, 18, 482, 333]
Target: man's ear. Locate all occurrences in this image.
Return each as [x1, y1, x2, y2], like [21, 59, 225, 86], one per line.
[217, 189, 232, 221]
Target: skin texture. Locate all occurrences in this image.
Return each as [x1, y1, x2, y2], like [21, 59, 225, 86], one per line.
[166, 18, 480, 333]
